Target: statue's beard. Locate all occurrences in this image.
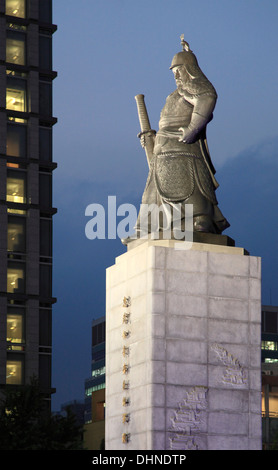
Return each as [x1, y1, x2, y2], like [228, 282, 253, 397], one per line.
[177, 82, 192, 97]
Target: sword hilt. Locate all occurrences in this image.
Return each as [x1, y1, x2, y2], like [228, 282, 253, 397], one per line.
[135, 94, 152, 133]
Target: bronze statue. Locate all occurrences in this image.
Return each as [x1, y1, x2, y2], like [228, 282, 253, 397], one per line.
[132, 36, 229, 240]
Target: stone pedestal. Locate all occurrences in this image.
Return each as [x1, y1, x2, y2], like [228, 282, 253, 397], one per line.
[105, 240, 262, 450]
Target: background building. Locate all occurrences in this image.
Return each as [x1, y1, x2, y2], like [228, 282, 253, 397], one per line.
[84, 316, 105, 450]
[261, 305, 278, 448]
[0, 0, 57, 410]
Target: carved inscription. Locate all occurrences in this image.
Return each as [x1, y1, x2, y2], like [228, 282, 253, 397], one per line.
[169, 386, 208, 450]
[211, 343, 247, 386]
[121, 296, 131, 443]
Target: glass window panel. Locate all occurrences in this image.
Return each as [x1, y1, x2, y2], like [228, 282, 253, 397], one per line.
[6, 78, 27, 112]
[6, 170, 26, 204]
[7, 123, 27, 157]
[7, 310, 24, 344]
[39, 82, 52, 116]
[39, 354, 51, 389]
[39, 127, 52, 161]
[7, 116, 27, 124]
[7, 216, 26, 252]
[39, 264, 52, 298]
[39, 173, 52, 207]
[39, 309, 52, 346]
[39, 0, 52, 23]
[40, 219, 52, 256]
[7, 208, 26, 215]
[265, 311, 278, 334]
[7, 261, 25, 293]
[6, 0, 26, 18]
[6, 357, 23, 384]
[6, 33, 25, 65]
[39, 35, 52, 70]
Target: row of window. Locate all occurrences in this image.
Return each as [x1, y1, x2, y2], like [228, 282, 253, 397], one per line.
[6, 304, 52, 385]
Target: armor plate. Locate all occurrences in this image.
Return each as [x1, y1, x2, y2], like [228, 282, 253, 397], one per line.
[155, 154, 195, 201]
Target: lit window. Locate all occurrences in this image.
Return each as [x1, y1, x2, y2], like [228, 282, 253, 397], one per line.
[7, 208, 26, 215]
[7, 310, 25, 344]
[5, 0, 26, 18]
[6, 170, 26, 204]
[7, 216, 26, 252]
[262, 341, 278, 351]
[7, 261, 25, 293]
[7, 123, 27, 157]
[6, 357, 23, 384]
[6, 79, 27, 112]
[92, 366, 105, 378]
[7, 116, 27, 124]
[6, 32, 25, 65]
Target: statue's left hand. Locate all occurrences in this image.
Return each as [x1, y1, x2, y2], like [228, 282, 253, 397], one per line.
[178, 126, 197, 144]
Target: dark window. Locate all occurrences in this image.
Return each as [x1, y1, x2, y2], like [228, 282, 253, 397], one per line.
[39, 263, 52, 298]
[264, 311, 278, 334]
[39, 173, 52, 208]
[39, 0, 52, 23]
[39, 35, 52, 70]
[7, 123, 27, 157]
[39, 309, 52, 346]
[39, 82, 52, 117]
[7, 215, 26, 252]
[39, 127, 52, 161]
[39, 354, 51, 389]
[40, 218, 52, 257]
[92, 322, 105, 346]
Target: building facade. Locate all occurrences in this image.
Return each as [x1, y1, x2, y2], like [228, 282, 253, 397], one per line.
[0, 0, 57, 409]
[84, 317, 105, 449]
[261, 305, 278, 448]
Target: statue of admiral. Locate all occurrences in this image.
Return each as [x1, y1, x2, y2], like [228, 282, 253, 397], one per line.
[133, 36, 229, 238]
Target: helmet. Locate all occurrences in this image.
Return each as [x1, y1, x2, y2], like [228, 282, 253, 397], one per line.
[170, 50, 198, 69]
[170, 36, 198, 69]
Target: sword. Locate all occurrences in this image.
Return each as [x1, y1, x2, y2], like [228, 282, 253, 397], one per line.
[135, 94, 156, 168]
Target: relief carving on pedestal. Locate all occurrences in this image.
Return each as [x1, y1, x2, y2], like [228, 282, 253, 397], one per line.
[211, 343, 247, 386]
[169, 386, 208, 450]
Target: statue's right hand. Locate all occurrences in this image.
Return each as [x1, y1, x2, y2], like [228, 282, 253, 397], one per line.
[138, 131, 156, 149]
[140, 134, 146, 148]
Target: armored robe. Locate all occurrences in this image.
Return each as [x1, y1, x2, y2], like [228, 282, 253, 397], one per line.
[136, 76, 230, 236]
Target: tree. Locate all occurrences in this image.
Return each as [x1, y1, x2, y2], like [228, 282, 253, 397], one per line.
[0, 378, 84, 450]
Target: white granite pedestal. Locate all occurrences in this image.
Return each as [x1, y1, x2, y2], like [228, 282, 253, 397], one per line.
[105, 240, 262, 450]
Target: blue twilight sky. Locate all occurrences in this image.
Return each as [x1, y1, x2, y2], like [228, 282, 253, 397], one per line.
[51, 0, 278, 409]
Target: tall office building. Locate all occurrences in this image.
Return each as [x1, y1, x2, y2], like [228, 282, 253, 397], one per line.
[84, 317, 105, 449]
[0, 0, 57, 410]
